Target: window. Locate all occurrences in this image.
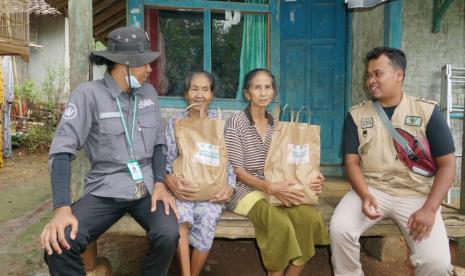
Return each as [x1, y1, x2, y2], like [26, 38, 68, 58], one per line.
[211, 11, 244, 98]
[146, 10, 204, 97]
[143, 0, 271, 102]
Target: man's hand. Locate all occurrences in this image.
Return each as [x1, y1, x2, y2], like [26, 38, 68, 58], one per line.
[361, 193, 382, 220]
[164, 174, 199, 201]
[151, 182, 180, 219]
[267, 179, 304, 207]
[407, 206, 436, 242]
[405, 153, 454, 242]
[345, 154, 380, 219]
[309, 173, 325, 196]
[40, 206, 78, 255]
[210, 185, 234, 203]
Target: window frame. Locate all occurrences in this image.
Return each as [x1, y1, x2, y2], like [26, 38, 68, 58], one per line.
[127, 0, 280, 109]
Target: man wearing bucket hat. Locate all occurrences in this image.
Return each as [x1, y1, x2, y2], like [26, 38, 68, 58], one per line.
[330, 47, 456, 275]
[40, 26, 179, 275]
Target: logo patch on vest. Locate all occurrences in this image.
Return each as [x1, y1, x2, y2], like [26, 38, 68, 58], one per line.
[138, 98, 155, 109]
[405, 116, 422, 127]
[63, 103, 78, 120]
[361, 117, 373, 129]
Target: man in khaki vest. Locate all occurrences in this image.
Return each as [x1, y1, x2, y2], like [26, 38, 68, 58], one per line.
[330, 47, 456, 275]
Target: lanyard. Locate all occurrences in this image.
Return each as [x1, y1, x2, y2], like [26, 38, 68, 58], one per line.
[115, 95, 138, 160]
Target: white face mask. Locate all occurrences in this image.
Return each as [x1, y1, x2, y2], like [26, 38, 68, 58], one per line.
[123, 67, 142, 89]
[125, 74, 142, 89]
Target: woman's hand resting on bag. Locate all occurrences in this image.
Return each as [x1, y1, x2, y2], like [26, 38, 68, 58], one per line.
[164, 174, 199, 201]
[210, 185, 234, 204]
[266, 180, 305, 207]
[308, 173, 325, 196]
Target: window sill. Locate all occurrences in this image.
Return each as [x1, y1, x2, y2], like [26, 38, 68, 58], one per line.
[158, 96, 280, 111]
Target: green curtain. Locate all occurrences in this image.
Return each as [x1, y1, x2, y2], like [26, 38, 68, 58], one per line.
[236, 0, 268, 100]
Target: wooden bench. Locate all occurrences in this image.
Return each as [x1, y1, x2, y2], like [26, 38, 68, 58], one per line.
[100, 200, 465, 239]
[72, 172, 465, 275]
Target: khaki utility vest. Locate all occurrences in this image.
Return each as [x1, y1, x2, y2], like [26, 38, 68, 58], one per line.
[349, 94, 436, 197]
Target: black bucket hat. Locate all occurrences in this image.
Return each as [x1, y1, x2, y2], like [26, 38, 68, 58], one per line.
[93, 26, 160, 67]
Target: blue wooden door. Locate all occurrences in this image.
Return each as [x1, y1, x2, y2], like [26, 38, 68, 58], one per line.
[280, 0, 346, 164]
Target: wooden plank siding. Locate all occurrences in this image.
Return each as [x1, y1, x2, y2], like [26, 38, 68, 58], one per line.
[0, 0, 29, 60]
[45, 0, 126, 42]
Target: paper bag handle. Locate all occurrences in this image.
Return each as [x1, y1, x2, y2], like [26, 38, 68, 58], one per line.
[295, 106, 312, 124]
[217, 107, 222, 120]
[185, 103, 207, 119]
[184, 104, 222, 120]
[280, 104, 294, 122]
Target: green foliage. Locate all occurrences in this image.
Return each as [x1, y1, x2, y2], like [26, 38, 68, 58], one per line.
[19, 124, 55, 152]
[94, 40, 107, 51]
[14, 79, 40, 106]
[161, 11, 204, 96]
[11, 122, 56, 153]
[11, 119, 56, 153]
[41, 64, 68, 110]
[11, 132, 26, 148]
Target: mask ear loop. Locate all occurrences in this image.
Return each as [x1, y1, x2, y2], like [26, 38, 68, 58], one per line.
[126, 66, 135, 99]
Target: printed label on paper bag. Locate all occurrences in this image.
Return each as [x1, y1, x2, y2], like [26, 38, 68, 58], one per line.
[193, 142, 220, 166]
[287, 144, 310, 164]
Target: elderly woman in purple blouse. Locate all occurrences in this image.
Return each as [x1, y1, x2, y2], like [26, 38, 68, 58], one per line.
[164, 71, 236, 276]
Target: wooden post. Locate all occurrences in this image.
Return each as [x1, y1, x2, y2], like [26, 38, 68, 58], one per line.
[68, 0, 97, 272]
[68, 0, 92, 89]
[11, 58, 26, 131]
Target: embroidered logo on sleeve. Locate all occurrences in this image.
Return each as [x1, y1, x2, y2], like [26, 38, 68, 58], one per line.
[287, 144, 310, 164]
[63, 103, 78, 120]
[361, 117, 373, 129]
[192, 142, 220, 167]
[405, 116, 422, 127]
[138, 98, 155, 109]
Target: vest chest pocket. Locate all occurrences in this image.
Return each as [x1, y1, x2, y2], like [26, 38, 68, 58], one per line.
[358, 128, 386, 172]
[138, 113, 159, 153]
[358, 130, 374, 157]
[99, 118, 127, 162]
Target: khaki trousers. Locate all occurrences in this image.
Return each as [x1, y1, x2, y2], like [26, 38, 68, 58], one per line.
[329, 187, 453, 276]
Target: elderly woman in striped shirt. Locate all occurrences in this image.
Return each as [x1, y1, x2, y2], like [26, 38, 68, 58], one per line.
[225, 68, 329, 276]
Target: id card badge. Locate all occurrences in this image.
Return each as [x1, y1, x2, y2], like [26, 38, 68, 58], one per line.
[127, 160, 144, 182]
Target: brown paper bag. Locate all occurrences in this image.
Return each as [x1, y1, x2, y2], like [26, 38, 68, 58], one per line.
[264, 106, 320, 206]
[172, 105, 228, 201]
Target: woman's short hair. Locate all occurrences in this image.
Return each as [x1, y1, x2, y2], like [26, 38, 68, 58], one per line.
[241, 68, 277, 99]
[184, 71, 215, 93]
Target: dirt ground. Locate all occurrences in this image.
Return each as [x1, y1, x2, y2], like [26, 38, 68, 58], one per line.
[0, 150, 461, 275]
[0, 150, 51, 276]
[98, 235, 417, 276]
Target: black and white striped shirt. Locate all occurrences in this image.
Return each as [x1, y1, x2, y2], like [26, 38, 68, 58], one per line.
[225, 108, 277, 210]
